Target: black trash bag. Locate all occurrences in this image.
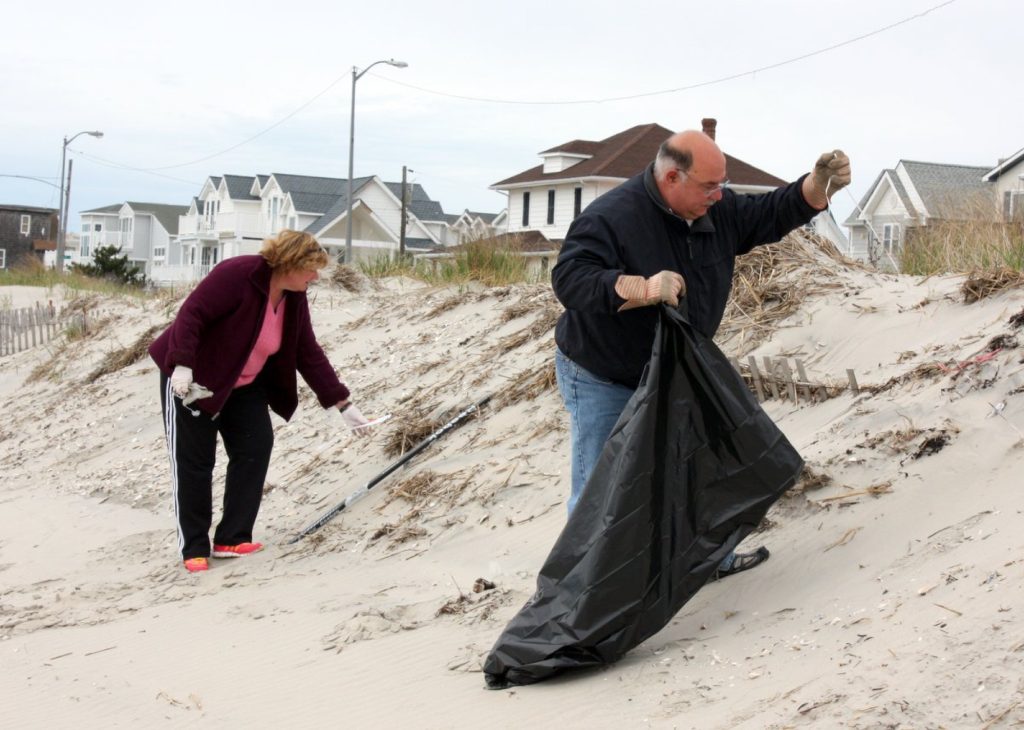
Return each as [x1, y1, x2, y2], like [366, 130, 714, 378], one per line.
[483, 303, 803, 689]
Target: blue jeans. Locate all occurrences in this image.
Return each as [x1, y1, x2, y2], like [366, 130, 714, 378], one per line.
[554, 348, 737, 570]
[554, 348, 634, 514]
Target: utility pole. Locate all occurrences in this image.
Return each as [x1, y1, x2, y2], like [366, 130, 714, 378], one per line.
[56, 130, 103, 272]
[61, 159, 74, 270]
[399, 165, 409, 259]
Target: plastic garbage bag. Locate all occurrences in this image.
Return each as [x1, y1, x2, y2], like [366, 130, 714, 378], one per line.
[483, 303, 803, 688]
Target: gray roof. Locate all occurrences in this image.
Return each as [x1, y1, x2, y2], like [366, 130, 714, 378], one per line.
[209, 176, 222, 188]
[0, 204, 58, 214]
[81, 204, 123, 215]
[272, 173, 347, 197]
[845, 161, 992, 225]
[302, 178, 373, 234]
[900, 160, 991, 219]
[256, 174, 269, 187]
[222, 174, 259, 201]
[125, 202, 190, 235]
[467, 210, 500, 224]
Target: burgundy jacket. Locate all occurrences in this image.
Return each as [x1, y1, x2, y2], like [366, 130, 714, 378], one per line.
[149, 255, 349, 420]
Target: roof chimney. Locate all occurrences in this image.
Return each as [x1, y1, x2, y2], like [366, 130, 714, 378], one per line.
[701, 117, 717, 140]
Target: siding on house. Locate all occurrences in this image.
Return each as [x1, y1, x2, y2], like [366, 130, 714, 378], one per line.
[0, 206, 58, 268]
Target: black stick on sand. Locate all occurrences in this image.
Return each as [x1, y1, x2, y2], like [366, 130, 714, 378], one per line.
[288, 394, 493, 544]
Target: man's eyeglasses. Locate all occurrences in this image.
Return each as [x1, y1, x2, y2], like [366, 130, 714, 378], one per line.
[677, 169, 730, 198]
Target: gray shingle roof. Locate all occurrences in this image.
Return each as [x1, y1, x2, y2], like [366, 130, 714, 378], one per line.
[81, 204, 123, 215]
[125, 202, 190, 235]
[302, 178, 373, 234]
[222, 174, 259, 201]
[900, 161, 991, 218]
[272, 173, 347, 196]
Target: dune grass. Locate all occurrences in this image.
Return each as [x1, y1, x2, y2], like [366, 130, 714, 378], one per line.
[358, 241, 535, 286]
[0, 258, 156, 299]
[898, 195, 1024, 275]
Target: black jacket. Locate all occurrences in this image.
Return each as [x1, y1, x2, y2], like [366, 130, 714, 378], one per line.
[552, 164, 819, 387]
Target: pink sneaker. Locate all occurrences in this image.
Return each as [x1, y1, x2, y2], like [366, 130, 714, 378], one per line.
[212, 542, 264, 558]
[183, 557, 209, 573]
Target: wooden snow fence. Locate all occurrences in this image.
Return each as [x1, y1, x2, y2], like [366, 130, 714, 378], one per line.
[0, 302, 93, 356]
[728, 355, 859, 405]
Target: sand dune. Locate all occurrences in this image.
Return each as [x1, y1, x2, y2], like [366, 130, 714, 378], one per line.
[2, 236, 1023, 728]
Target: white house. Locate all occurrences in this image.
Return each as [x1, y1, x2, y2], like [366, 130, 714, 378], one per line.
[844, 151, 1022, 268]
[300, 174, 444, 259]
[145, 172, 499, 283]
[79, 202, 187, 278]
[489, 118, 845, 249]
[983, 146, 1024, 222]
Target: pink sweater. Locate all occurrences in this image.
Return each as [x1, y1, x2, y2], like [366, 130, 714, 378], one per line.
[235, 298, 286, 387]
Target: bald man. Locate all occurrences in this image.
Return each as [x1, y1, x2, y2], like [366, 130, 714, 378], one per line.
[551, 129, 850, 578]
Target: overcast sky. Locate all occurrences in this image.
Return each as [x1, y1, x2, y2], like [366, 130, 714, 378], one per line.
[2, 0, 1020, 234]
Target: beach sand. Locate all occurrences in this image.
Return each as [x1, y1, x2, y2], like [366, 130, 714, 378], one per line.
[2, 237, 1023, 728]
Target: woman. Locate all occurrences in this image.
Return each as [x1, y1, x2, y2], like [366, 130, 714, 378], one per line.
[149, 230, 371, 573]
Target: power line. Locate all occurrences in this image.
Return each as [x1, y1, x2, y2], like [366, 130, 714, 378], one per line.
[68, 148, 202, 187]
[373, 0, 958, 105]
[65, 70, 353, 177]
[52, 0, 956, 178]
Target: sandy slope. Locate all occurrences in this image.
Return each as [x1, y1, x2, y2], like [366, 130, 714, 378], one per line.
[2, 243, 1023, 729]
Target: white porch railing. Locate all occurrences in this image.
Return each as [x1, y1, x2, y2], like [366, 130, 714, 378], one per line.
[149, 264, 212, 285]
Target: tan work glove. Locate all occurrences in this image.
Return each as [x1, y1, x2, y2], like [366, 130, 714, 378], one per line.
[615, 270, 685, 312]
[804, 149, 851, 209]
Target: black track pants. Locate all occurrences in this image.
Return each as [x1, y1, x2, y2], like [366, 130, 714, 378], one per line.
[160, 374, 274, 559]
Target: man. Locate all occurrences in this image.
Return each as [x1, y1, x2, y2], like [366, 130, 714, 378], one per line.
[551, 129, 850, 578]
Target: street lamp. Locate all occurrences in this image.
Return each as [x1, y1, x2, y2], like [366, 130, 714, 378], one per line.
[344, 59, 407, 265]
[57, 130, 104, 273]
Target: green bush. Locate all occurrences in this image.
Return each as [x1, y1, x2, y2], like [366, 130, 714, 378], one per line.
[71, 245, 146, 287]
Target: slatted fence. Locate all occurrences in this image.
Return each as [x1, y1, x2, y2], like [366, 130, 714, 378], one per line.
[729, 355, 859, 405]
[0, 303, 89, 356]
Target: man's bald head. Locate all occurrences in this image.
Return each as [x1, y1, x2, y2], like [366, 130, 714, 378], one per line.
[654, 130, 728, 220]
[654, 130, 725, 179]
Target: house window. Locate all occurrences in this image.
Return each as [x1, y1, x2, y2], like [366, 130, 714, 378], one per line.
[81, 223, 91, 257]
[882, 223, 901, 253]
[0, 248, 6, 268]
[522, 192, 530, 227]
[574, 187, 582, 218]
[1010, 191, 1024, 222]
[153, 247, 166, 259]
[20, 215, 31, 236]
[547, 190, 555, 225]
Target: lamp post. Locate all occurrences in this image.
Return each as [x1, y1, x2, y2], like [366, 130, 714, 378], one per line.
[344, 59, 407, 265]
[57, 130, 103, 273]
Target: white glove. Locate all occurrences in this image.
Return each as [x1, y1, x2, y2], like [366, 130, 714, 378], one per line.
[339, 403, 372, 435]
[170, 366, 193, 398]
